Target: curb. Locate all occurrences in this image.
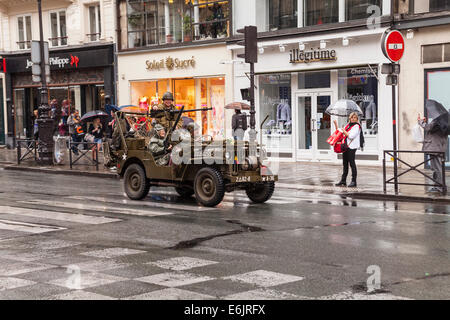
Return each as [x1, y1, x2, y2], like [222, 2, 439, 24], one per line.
[342, 192, 450, 204]
[3, 165, 119, 179]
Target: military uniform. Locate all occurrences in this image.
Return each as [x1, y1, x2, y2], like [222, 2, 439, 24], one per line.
[153, 103, 183, 132]
[149, 125, 171, 166]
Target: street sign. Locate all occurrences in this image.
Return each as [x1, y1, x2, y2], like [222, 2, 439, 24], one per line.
[31, 40, 50, 83]
[381, 30, 405, 63]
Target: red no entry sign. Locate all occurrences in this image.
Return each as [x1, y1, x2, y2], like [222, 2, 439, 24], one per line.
[381, 30, 405, 62]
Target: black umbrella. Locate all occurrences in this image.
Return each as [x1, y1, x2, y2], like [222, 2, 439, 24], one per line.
[80, 110, 109, 122]
[425, 100, 449, 135]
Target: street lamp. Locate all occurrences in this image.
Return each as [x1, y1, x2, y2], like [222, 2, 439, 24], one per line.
[36, 0, 54, 164]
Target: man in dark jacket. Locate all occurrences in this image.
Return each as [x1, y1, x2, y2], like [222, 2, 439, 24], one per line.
[232, 109, 247, 140]
[419, 114, 448, 192]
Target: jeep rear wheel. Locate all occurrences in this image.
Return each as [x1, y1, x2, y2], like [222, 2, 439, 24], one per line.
[175, 187, 194, 198]
[194, 167, 225, 207]
[124, 163, 150, 200]
[246, 182, 275, 203]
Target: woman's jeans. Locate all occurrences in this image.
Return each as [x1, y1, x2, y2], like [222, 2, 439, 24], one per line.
[341, 149, 357, 182]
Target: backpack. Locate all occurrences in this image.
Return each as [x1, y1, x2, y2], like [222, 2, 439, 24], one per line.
[236, 114, 247, 130]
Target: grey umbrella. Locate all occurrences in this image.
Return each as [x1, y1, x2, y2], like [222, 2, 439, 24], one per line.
[80, 110, 109, 122]
[325, 99, 363, 117]
[425, 99, 449, 135]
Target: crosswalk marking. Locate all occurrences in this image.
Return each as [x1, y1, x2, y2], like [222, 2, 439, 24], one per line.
[0, 219, 65, 234]
[67, 195, 215, 212]
[0, 206, 121, 225]
[18, 199, 174, 217]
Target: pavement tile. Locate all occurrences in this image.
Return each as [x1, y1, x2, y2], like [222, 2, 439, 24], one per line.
[63, 259, 132, 273]
[0, 277, 36, 291]
[222, 288, 308, 300]
[44, 290, 116, 300]
[101, 264, 167, 279]
[124, 287, 215, 300]
[12, 267, 69, 283]
[317, 290, 412, 300]
[0, 262, 55, 276]
[136, 272, 214, 288]
[48, 272, 127, 290]
[223, 270, 304, 288]
[85, 280, 164, 299]
[80, 247, 147, 259]
[147, 257, 219, 271]
[0, 283, 71, 300]
[1, 250, 64, 262]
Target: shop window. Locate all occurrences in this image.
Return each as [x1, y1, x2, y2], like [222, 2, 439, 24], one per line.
[50, 11, 67, 47]
[298, 71, 331, 89]
[88, 4, 102, 42]
[259, 74, 292, 150]
[445, 44, 450, 62]
[268, 0, 298, 31]
[338, 66, 378, 152]
[430, 0, 450, 12]
[14, 89, 26, 138]
[200, 77, 225, 137]
[304, 0, 338, 26]
[130, 81, 158, 106]
[17, 15, 32, 50]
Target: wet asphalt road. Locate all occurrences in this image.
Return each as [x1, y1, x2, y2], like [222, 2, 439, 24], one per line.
[0, 166, 449, 300]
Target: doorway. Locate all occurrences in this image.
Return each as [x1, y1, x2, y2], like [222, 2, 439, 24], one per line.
[295, 92, 333, 161]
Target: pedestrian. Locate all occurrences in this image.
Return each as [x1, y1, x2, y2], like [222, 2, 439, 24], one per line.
[33, 109, 39, 141]
[418, 113, 448, 192]
[67, 109, 82, 155]
[232, 109, 247, 140]
[334, 112, 362, 188]
[88, 117, 103, 162]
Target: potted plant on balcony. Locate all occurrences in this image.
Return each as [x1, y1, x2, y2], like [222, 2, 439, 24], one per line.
[183, 14, 192, 42]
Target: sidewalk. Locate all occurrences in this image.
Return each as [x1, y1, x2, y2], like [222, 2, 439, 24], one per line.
[1, 148, 450, 203]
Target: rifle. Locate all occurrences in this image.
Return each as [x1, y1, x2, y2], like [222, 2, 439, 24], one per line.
[150, 107, 212, 118]
[163, 106, 185, 149]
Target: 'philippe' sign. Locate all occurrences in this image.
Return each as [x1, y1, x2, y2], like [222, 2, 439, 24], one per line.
[290, 48, 337, 64]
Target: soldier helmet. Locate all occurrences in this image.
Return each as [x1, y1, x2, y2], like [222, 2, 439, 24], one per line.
[162, 92, 174, 101]
[154, 124, 165, 132]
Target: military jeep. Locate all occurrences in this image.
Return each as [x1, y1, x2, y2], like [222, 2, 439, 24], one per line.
[105, 109, 277, 207]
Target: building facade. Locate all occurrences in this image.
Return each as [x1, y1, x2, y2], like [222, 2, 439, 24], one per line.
[0, 0, 116, 147]
[230, 0, 394, 164]
[116, 0, 233, 138]
[394, 0, 450, 167]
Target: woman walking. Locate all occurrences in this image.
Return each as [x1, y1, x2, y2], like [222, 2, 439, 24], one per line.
[334, 112, 362, 188]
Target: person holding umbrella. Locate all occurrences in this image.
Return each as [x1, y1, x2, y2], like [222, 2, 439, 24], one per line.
[88, 117, 104, 162]
[418, 99, 449, 193]
[326, 100, 364, 188]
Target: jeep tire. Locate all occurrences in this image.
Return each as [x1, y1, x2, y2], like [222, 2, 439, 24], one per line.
[124, 163, 150, 200]
[194, 167, 225, 207]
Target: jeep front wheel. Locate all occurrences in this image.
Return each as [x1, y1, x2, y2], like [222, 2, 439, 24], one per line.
[124, 163, 150, 200]
[246, 182, 275, 203]
[194, 168, 225, 207]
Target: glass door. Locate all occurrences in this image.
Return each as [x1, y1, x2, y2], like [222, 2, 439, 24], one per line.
[295, 92, 333, 161]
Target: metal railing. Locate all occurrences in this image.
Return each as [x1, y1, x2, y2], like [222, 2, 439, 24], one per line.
[383, 150, 447, 194]
[17, 139, 38, 164]
[68, 141, 99, 171]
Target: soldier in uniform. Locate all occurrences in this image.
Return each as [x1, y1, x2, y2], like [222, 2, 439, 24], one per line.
[152, 91, 183, 132]
[149, 124, 172, 166]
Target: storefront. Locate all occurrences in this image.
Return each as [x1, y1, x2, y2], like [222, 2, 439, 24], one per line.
[117, 44, 233, 137]
[232, 29, 393, 163]
[4, 44, 114, 144]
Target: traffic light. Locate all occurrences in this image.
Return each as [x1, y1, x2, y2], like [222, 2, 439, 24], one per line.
[236, 26, 257, 63]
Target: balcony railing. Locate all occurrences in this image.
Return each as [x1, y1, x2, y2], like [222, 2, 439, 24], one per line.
[48, 36, 68, 47]
[16, 40, 31, 50]
[86, 33, 101, 42]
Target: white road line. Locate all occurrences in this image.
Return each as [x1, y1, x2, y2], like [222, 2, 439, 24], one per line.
[0, 219, 65, 234]
[18, 199, 174, 217]
[0, 206, 121, 225]
[67, 196, 215, 212]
